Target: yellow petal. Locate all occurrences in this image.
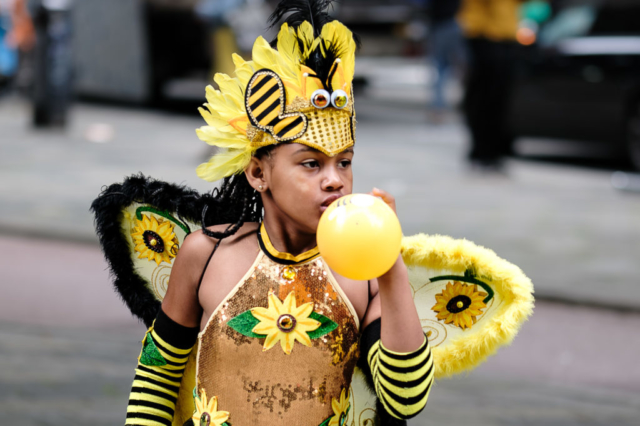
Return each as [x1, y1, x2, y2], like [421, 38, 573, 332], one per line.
[293, 328, 311, 347]
[281, 332, 294, 354]
[294, 302, 314, 319]
[282, 292, 296, 314]
[296, 318, 320, 331]
[262, 332, 280, 352]
[251, 307, 277, 322]
[332, 396, 341, 414]
[212, 411, 230, 425]
[252, 322, 276, 335]
[269, 292, 284, 316]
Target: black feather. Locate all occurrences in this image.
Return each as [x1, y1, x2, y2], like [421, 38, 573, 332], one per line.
[91, 175, 224, 327]
[268, 0, 336, 38]
[267, 0, 360, 90]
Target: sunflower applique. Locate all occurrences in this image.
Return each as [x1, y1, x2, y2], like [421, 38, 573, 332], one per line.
[192, 388, 229, 426]
[251, 291, 321, 354]
[131, 214, 179, 265]
[329, 388, 350, 426]
[432, 281, 488, 330]
[318, 388, 350, 426]
[227, 291, 338, 355]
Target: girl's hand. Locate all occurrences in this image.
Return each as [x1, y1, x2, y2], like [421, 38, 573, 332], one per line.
[369, 187, 396, 215]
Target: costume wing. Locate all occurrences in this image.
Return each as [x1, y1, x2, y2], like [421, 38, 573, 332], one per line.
[348, 234, 534, 425]
[91, 174, 220, 426]
[91, 174, 209, 326]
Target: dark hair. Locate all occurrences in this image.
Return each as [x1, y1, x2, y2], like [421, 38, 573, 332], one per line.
[200, 145, 277, 241]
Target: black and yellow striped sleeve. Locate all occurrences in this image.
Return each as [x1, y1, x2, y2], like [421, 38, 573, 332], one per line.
[125, 309, 199, 426]
[359, 319, 434, 421]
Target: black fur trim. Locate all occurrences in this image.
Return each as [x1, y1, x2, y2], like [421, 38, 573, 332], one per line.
[358, 318, 408, 426]
[90, 174, 229, 327]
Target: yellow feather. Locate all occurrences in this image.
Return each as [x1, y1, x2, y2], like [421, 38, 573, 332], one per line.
[321, 21, 356, 89]
[196, 148, 252, 182]
[198, 107, 230, 129]
[252, 37, 297, 84]
[213, 73, 244, 110]
[195, 126, 247, 149]
[232, 53, 255, 86]
[204, 86, 240, 122]
[296, 22, 316, 58]
[276, 23, 301, 65]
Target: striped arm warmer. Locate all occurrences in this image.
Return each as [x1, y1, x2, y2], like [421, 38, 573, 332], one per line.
[125, 309, 199, 426]
[360, 319, 434, 420]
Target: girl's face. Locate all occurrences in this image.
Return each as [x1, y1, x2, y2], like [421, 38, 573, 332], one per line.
[256, 143, 354, 234]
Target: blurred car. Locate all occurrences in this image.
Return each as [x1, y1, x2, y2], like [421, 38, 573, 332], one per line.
[507, 0, 640, 168]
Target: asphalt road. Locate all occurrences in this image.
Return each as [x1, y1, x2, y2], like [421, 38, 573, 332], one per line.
[1, 235, 639, 426]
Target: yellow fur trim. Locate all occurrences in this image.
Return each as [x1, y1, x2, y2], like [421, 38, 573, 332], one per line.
[401, 234, 535, 378]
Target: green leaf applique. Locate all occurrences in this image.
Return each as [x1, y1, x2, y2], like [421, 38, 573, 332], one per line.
[227, 310, 338, 341]
[140, 332, 167, 367]
[307, 311, 338, 340]
[226, 310, 267, 338]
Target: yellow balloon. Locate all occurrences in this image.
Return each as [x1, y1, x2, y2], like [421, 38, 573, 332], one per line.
[317, 194, 402, 281]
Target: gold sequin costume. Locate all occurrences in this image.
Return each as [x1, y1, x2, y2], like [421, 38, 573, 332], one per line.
[195, 224, 360, 425]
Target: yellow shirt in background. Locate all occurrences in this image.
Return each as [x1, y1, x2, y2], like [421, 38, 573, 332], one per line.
[458, 0, 521, 41]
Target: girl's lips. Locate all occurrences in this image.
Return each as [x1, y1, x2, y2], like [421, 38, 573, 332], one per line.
[321, 194, 342, 208]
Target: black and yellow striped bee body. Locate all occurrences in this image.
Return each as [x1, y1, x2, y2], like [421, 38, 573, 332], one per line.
[245, 70, 308, 142]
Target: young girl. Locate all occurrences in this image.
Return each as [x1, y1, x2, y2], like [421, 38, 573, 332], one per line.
[123, 2, 433, 425]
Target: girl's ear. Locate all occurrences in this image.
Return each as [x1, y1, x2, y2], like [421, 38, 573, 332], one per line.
[245, 156, 268, 192]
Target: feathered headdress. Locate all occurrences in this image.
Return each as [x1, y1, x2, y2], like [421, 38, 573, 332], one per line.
[196, 0, 358, 182]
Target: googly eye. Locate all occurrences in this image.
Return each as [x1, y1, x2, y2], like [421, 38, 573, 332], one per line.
[311, 89, 330, 109]
[331, 90, 349, 109]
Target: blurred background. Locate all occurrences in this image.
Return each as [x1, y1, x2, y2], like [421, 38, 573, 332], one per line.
[1, 0, 640, 424]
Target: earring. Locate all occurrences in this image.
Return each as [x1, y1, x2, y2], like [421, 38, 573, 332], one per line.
[258, 185, 264, 191]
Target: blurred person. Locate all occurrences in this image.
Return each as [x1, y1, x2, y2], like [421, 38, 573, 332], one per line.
[0, 0, 34, 90]
[426, 0, 466, 116]
[458, 0, 522, 169]
[195, 0, 243, 77]
[31, 0, 72, 127]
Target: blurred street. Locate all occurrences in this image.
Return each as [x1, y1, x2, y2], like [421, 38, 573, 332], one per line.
[3, 0, 640, 424]
[2, 78, 640, 425]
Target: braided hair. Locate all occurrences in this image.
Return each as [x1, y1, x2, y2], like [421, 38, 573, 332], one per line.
[200, 146, 276, 242]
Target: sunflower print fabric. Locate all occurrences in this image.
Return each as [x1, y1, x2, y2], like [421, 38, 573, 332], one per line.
[432, 281, 488, 330]
[130, 213, 179, 265]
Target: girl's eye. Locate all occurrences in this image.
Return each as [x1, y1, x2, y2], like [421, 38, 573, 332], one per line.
[302, 161, 319, 168]
[338, 160, 351, 168]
